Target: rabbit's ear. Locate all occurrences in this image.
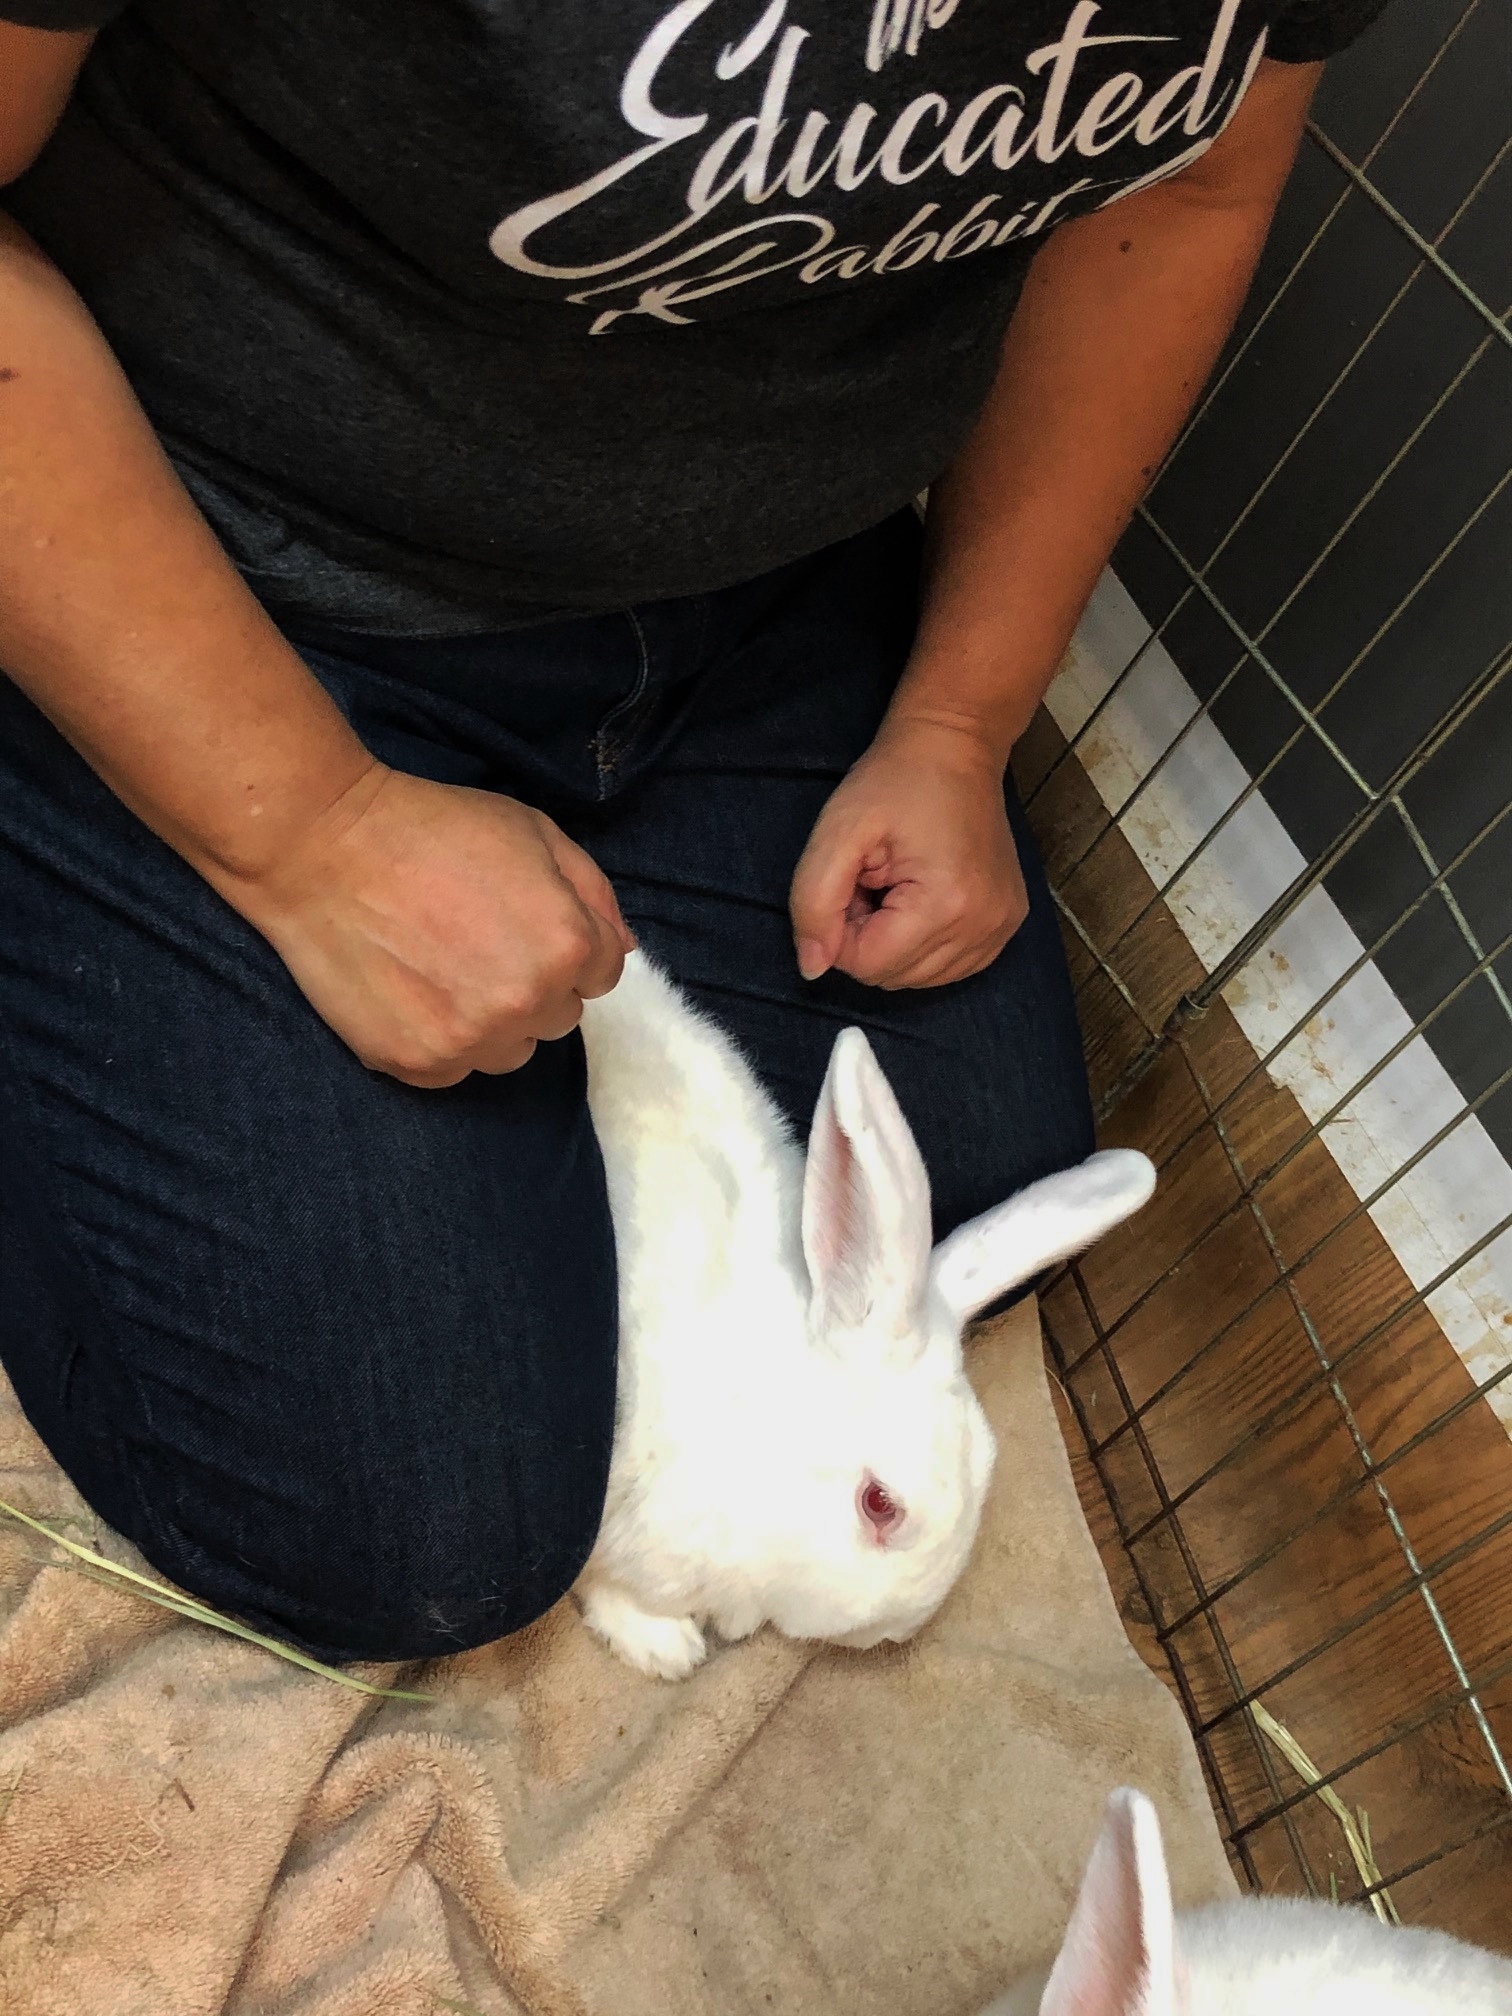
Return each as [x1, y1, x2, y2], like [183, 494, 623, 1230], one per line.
[1040, 1789, 1182, 2016]
[803, 1029, 932, 1343]
[931, 1150, 1156, 1327]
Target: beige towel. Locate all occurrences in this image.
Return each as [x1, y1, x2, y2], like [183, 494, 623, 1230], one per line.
[0, 1301, 1233, 2016]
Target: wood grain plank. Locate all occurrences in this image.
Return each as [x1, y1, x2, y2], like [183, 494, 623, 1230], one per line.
[1026, 708, 1512, 1948]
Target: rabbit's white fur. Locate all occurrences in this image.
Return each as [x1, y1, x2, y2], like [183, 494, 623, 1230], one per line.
[575, 952, 1156, 1680]
[984, 1787, 1512, 2016]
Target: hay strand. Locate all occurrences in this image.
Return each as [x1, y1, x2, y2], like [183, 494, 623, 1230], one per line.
[1250, 1700, 1400, 1924]
[0, 1496, 431, 1704]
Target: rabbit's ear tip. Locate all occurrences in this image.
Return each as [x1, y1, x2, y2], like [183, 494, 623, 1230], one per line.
[1093, 1149, 1157, 1207]
[1110, 1789, 1169, 1885]
[832, 1025, 877, 1064]
[1106, 1785, 1155, 1824]
[828, 1025, 883, 1092]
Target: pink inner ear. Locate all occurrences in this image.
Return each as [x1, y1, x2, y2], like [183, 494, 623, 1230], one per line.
[858, 1475, 905, 1545]
[808, 1105, 862, 1288]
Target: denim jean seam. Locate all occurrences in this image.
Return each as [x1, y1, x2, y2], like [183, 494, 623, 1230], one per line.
[591, 608, 655, 796]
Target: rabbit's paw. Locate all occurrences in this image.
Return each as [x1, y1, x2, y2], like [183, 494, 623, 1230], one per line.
[580, 1583, 708, 1680]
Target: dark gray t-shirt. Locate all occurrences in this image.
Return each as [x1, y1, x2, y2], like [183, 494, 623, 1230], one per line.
[6, 0, 1386, 631]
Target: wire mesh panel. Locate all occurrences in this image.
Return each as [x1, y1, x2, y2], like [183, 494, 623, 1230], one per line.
[1016, 1, 1512, 1945]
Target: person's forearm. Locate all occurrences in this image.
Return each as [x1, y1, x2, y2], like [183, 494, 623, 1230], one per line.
[0, 209, 633, 1083]
[886, 60, 1320, 769]
[0, 210, 379, 894]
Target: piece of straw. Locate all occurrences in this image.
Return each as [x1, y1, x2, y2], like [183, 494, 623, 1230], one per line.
[0, 1495, 431, 1704]
[1250, 1700, 1400, 1924]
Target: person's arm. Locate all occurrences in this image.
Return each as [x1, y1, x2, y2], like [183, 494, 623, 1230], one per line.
[790, 57, 1322, 990]
[1, 22, 631, 1087]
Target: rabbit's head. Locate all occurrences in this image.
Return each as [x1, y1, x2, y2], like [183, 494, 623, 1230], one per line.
[754, 1029, 1153, 1655]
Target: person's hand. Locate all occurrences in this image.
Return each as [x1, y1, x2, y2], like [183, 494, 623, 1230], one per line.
[789, 720, 1028, 990]
[228, 763, 635, 1085]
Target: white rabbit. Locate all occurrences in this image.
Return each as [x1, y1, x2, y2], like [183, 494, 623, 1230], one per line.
[984, 1786, 1512, 2015]
[574, 951, 1156, 1681]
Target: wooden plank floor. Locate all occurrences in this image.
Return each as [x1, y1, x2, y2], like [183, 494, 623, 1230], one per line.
[1016, 711, 1512, 1950]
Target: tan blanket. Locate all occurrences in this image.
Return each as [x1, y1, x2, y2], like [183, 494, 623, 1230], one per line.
[0, 1301, 1234, 2016]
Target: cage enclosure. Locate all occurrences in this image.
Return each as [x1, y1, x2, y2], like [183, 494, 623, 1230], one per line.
[1018, 0, 1512, 1943]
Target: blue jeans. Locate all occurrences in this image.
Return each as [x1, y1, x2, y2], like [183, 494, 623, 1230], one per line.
[0, 513, 1092, 1664]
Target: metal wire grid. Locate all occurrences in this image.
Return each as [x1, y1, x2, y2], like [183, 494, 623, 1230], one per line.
[1029, 5, 1512, 1911]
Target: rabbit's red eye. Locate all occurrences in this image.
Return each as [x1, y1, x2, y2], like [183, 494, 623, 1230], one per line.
[859, 1477, 904, 1542]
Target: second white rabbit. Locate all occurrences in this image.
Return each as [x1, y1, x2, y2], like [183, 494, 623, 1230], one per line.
[983, 1784, 1512, 2015]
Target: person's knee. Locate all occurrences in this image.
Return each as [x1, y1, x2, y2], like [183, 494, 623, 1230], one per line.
[137, 1413, 613, 1665]
[125, 1302, 618, 1665]
[334, 1436, 613, 1661]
